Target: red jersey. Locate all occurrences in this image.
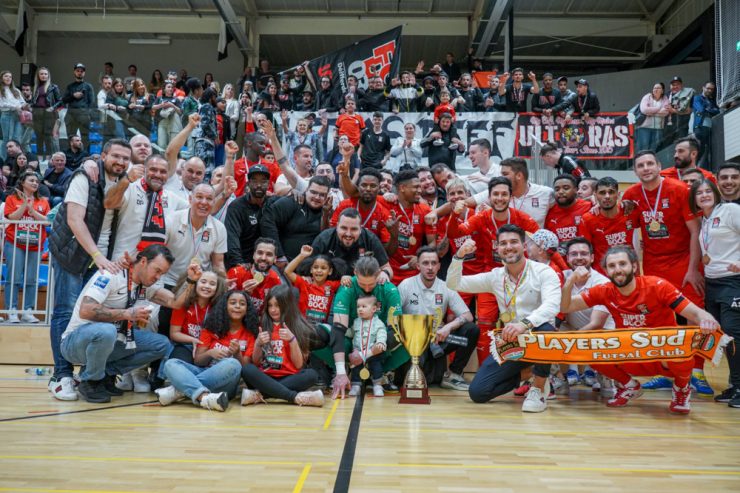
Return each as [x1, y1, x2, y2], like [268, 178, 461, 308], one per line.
[386, 201, 436, 282]
[170, 303, 211, 339]
[260, 322, 300, 378]
[447, 207, 539, 270]
[4, 195, 50, 252]
[227, 266, 282, 313]
[622, 178, 696, 275]
[660, 166, 716, 184]
[544, 199, 593, 247]
[578, 207, 635, 275]
[330, 198, 390, 243]
[293, 276, 341, 325]
[335, 113, 365, 146]
[198, 325, 256, 361]
[438, 207, 486, 275]
[581, 275, 690, 329]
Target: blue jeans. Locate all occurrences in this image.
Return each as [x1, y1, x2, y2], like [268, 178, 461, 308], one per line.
[468, 322, 555, 403]
[3, 242, 40, 311]
[61, 323, 171, 382]
[49, 258, 94, 380]
[0, 111, 22, 160]
[636, 127, 662, 152]
[163, 358, 242, 404]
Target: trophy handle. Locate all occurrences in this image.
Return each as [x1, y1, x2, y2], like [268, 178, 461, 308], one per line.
[387, 306, 405, 346]
[430, 307, 443, 344]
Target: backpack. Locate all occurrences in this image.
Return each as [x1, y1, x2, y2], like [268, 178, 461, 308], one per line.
[629, 102, 646, 126]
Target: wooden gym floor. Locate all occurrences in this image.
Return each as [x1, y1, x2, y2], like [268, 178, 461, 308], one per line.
[0, 363, 739, 493]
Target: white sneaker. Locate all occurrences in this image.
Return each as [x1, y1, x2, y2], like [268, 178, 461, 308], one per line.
[154, 385, 185, 406]
[132, 368, 151, 393]
[116, 372, 134, 391]
[240, 388, 265, 406]
[200, 392, 229, 411]
[48, 376, 78, 401]
[440, 371, 470, 391]
[7, 311, 20, 324]
[20, 312, 40, 324]
[372, 384, 384, 397]
[522, 383, 548, 413]
[348, 384, 361, 397]
[432, 138, 444, 146]
[294, 389, 325, 407]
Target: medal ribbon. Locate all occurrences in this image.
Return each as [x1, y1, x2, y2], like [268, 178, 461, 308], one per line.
[502, 261, 528, 315]
[360, 319, 373, 363]
[640, 178, 664, 225]
[359, 199, 378, 229]
[700, 204, 719, 253]
[491, 209, 511, 233]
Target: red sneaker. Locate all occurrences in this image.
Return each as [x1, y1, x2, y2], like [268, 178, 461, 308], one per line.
[669, 384, 692, 414]
[607, 381, 643, 407]
[513, 381, 531, 397]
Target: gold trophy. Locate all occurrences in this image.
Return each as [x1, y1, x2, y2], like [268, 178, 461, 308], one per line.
[387, 306, 443, 404]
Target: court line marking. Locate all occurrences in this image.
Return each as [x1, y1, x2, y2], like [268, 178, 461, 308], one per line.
[0, 455, 336, 467]
[293, 463, 312, 493]
[0, 488, 164, 493]
[353, 462, 740, 476]
[2, 420, 322, 432]
[0, 400, 157, 422]
[323, 398, 340, 430]
[333, 384, 365, 493]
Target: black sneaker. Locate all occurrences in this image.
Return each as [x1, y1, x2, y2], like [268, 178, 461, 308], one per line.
[78, 380, 112, 403]
[714, 387, 736, 403]
[103, 375, 124, 396]
[149, 376, 166, 392]
[729, 388, 740, 409]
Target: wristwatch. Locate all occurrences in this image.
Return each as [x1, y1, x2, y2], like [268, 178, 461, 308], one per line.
[520, 318, 534, 331]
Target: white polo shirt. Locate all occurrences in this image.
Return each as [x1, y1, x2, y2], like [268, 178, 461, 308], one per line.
[510, 182, 554, 228]
[111, 180, 188, 260]
[162, 208, 227, 285]
[561, 268, 615, 330]
[398, 274, 469, 317]
[464, 164, 501, 196]
[164, 174, 191, 202]
[65, 172, 119, 256]
[701, 203, 740, 279]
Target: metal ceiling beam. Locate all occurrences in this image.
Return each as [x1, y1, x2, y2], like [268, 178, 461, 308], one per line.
[211, 0, 252, 57]
[650, 0, 676, 23]
[0, 9, 14, 47]
[473, 0, 514, 58]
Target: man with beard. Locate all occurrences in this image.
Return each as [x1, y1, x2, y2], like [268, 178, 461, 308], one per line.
[330, 167, 391, 245]
[164, 114, 207, 201]
[379, 170, 394, 195]
[313, 208, 391, 276]
[691, 81, 719, 166]
[539, 143, 590, 182]
[274, 144, 313, 196]
[418, 166, 443, 209]
[449, 226, 561, 413]
[718, 163, 740, 204]
[62, 63, 95, 149]
[358, 76, 390, 112]
[64, 135, 90, 171]
[385, 169, 437, 283]
[551, 76, 576, 117]
[561, 245, 720, 414]
[660, 137, 715, 183]
[457, 73, 484, 112]
[532, 73, 562, 116]
[129, 134, 153, 165]
[48, 139, 132, 401]
[420, 113, 463, 171]
[500, 157, 554, 228]
[224, 164, 276, 270]
[578, 177, 636, 275]
[497, 68, 540, 112]
[227, 237, 282, 314]
[544, 174, 593, 253]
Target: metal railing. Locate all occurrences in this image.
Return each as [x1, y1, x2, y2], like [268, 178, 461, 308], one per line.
[0, 218, 54, 325]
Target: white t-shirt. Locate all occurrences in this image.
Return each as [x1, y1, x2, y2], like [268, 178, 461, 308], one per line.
[701, 203, 740, 279]
[465, 164, 502, 196]
[63, 269, 162, 339]
[164, 174, 191, 202]
[398, 275, 469, 317]
[64, 172, 119, 256]
[162, 208, 227, 286]
[561, 268, 615, 330]
[510, 182, 554, 228]
[111, 180, 188, 260]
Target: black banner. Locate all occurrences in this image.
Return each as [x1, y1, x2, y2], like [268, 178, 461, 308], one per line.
[305, 26, 402, 93]
[515, 112, 634, 160]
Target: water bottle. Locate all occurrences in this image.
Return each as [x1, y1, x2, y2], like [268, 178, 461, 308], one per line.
[25, 367, 52, 376]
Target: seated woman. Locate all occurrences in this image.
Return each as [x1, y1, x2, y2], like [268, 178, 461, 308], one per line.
[240, 284, 325, 407]
[156, 290, 258, 412]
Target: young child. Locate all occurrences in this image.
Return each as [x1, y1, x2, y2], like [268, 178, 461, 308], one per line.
[348, 294, 388, 397]
[240, 285, 324, 407]
[284, 245, 350, 325]
[432, 90, 463, 150]
[156, 290, 259, 412]
[335, 97, 365, 147]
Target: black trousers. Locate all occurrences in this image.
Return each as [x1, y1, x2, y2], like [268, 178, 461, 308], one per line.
[64, 109, 91, 149]
[241, 363, 318, 402]
[705, 275, 740, 388]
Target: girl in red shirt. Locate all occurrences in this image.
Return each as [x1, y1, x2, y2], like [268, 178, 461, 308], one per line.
[157, 290, 260, 412]
[3, 170, 50, 323]
[284, 244, 350, 325]
[168, 271, 226, 364]
[240, 285, 325, 407]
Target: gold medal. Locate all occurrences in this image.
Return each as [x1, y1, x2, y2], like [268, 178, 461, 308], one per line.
[252, 272, 264, 284]
[649, 220, 661, 232]
[359, 366, 371, 380]
[499, 312, 511, 323]
[702, 254, 711, 265]
[409, 236, 417, 246]
[190, 257, 201, 266]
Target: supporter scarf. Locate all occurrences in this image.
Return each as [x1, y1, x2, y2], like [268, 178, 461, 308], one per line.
[136, 179, 166, 252]
[491, 327, 732, 366]
[116, 268, 142, 350]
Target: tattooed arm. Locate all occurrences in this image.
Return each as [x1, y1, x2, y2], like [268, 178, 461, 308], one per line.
[79, 297, 132, 323]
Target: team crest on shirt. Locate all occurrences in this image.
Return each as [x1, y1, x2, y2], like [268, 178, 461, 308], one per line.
[661, 198, 670, 209]
[637, 303, 650, 315]
[532, 198, 539, 207]
[413, 216, 420, 224]
[162, 196, 168, 208]
[575, 216, 581, 225]
[712, 217, 721, 228]
[137, 197, 145, 205]
[202, 231, 210, 243]
[626, 220, 633, 230]
[325, 285, 332, 297]
[435, 294, 443, 305]
[249, 214, 258, 225]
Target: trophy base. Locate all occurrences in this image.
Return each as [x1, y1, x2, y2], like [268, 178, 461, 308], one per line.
[399, 386, 431, 404]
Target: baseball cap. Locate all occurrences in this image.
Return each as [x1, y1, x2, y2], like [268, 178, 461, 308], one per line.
[557, 76, 568, 83]
[74, 63, 86, 70]
[575, 78, 588, 86]
[671, 76, 683, 83]
[528, 229, 559, 253]
[248, 164, 271, 178]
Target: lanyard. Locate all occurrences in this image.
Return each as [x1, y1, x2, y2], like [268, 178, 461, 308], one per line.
[398, 204, 416, 227]
[700, 205, 719, 252]
[193, 302, 210, 326]
[491, 209, 511, 232]
[187, 216, 207, 259]
[640, 178, 664, 222]
[126, 267, 142, 309]
[502, 261, 528, 313]
[358, 199, 378, 228]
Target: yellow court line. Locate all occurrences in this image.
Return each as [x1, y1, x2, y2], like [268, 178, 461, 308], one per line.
[359, 426, 738, 440]
[323, 399, 340, 430]
[355, 462, 740, 476]
[292, 463, 312, 493]
[0, 455, 335, 467]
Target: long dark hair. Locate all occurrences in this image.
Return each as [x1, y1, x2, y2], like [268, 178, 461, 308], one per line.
[202, 290, 259, 339]
[260, 284, 316, 352]
[174, 270, 226, 311]
[294, 254, 347, 280]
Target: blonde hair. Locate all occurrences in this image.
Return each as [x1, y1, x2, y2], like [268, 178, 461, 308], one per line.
[33, 67, 51, 95]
